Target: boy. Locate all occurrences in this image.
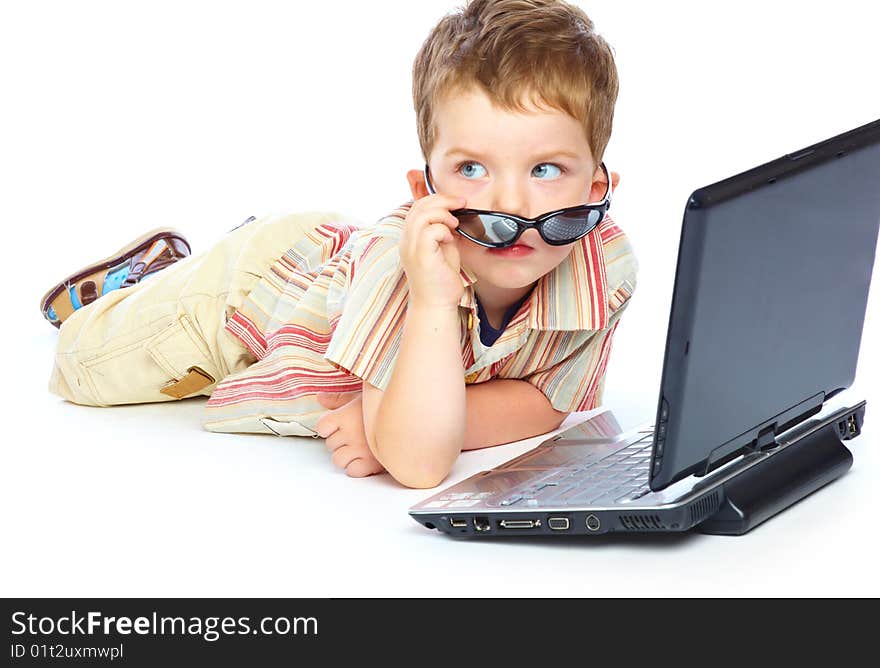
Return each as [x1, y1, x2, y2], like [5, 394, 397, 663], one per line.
[42, 0, 638, 489]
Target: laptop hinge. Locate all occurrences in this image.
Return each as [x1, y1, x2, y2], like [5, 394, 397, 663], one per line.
[702, 392, 824, 475]
[753, 424, 778, 452]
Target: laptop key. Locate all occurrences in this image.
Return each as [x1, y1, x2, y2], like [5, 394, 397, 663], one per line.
[537, 485, 575, 503]
[534, 482, 558, 492]
[587, 491, 620, 504]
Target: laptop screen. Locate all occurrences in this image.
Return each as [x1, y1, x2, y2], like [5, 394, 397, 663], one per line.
[651, 119, 880, 490]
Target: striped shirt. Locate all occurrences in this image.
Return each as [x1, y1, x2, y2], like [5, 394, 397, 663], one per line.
[202, 201, 638, 436]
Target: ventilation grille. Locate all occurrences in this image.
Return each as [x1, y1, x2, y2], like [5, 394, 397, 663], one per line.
[688, 491, 721, 526]
[618, 514, 666, 531]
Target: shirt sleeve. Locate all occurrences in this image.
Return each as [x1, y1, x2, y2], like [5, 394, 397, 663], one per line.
[523, 291, 633, 414]
[323, 217, 409, 391]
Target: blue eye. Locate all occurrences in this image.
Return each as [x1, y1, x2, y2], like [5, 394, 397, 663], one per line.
[532, 163, 564, 179]
[457, 161, 564, 180]
[458, 162, 487, 179]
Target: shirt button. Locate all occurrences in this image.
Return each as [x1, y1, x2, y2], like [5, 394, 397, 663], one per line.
[467, 313, 474, 330]
[465, 372, 479, 384]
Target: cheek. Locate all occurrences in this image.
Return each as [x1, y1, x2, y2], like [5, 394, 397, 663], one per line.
[456, 237, 495, 277]
[542, 246, 574, 269]
[455, 235, 480, 261]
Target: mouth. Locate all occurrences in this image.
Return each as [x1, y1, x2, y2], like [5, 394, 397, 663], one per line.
[495, 242, 532, 250]
[486, 243, 535, 256]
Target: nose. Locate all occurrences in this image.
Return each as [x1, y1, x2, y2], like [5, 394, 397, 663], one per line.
[489, 175, 533, 219]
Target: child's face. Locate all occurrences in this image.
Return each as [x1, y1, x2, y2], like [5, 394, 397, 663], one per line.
[409, 85, 613, 294]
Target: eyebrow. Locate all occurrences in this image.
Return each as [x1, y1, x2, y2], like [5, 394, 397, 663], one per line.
[443, 147, 583, 161]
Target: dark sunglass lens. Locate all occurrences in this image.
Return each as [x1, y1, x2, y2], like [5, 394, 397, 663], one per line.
[542, 208, 602, 242]
[457, 213, 519, 244]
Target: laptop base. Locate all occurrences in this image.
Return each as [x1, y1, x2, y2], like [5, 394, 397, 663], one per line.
[697, 403, 864, 536]
[409, 401, 866, 538]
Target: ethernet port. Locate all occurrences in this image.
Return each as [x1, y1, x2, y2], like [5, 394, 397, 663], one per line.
[474, 516, 491, 532]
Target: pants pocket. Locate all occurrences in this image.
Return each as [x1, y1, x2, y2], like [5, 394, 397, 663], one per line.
[145, 313, 220, 395]
[79, 314, 220, 405]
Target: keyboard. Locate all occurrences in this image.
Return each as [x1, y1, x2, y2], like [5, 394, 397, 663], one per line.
[497, 431, 656, 507]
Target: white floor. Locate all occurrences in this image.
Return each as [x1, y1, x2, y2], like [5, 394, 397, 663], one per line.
[4, 322, 878, 598]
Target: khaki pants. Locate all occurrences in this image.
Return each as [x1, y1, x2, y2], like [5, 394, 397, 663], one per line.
[50, 211, 347, 406]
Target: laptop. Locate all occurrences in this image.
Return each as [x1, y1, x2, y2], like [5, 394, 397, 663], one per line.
[409, 118, 880, 537]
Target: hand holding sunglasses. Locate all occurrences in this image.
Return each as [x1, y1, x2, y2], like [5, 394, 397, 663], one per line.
[423, 162, 613, 248]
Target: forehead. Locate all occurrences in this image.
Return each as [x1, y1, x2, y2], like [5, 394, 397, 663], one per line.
[431, 85, 591, 162]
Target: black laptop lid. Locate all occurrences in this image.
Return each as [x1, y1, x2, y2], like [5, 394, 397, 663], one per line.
[650, 119, 880, 491]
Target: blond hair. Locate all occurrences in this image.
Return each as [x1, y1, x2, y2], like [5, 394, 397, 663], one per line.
[412, 0, 619, 165]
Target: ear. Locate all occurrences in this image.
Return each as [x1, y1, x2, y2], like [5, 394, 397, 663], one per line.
[587, 166, 621, 202]
[407, 169, 430, 200]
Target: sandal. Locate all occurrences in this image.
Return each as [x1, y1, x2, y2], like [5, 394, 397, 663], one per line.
[40, 227, 191, 328]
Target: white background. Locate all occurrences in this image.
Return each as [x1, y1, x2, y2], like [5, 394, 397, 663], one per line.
[1, 0, 878, 597]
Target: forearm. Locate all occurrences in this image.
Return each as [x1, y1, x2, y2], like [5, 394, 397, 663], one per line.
[373, 303, 466, 487]
[463, 379, 568, 450]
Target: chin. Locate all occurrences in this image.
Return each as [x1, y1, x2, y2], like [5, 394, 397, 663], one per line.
[482, 265, 543, 289]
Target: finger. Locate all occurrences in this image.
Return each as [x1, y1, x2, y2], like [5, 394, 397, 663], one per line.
[422, 205, 462, 230]
[403, 205, 461, 263]
[421, 222, 456, 249]
[331, 444, 358, 470]
[315, 415, 339, 439]
[406, 202, 462, 235]
[413, 227, 456, 268]
[345, 457, 385, 478]
[404, 217, 455, 265]
[405, 214, 459, 262]
[440, 236, 461, 268]
[324, 431, 347, 452]
[316, 391, 360, 410]
[411, 193, 466, 214]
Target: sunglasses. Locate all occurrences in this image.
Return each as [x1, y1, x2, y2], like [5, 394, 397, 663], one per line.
[422, 162, 613, 248]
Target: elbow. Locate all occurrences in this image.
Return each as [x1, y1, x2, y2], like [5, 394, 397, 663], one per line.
[547, 406, 570, 432]
[395, 471, 448, 489]
[373, 435, 457, 489]
[384, 455, 454, 490]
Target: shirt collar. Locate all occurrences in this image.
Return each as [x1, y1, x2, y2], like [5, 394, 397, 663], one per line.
[458, 265, 478, 309]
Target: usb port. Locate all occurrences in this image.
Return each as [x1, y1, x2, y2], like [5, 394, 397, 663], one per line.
[548, 517, 570, 531]
[838, 414, 861, 439]
[847, 415, 859, 436]
[498, 519, 537, 529]
[449, 518, 467, 528]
